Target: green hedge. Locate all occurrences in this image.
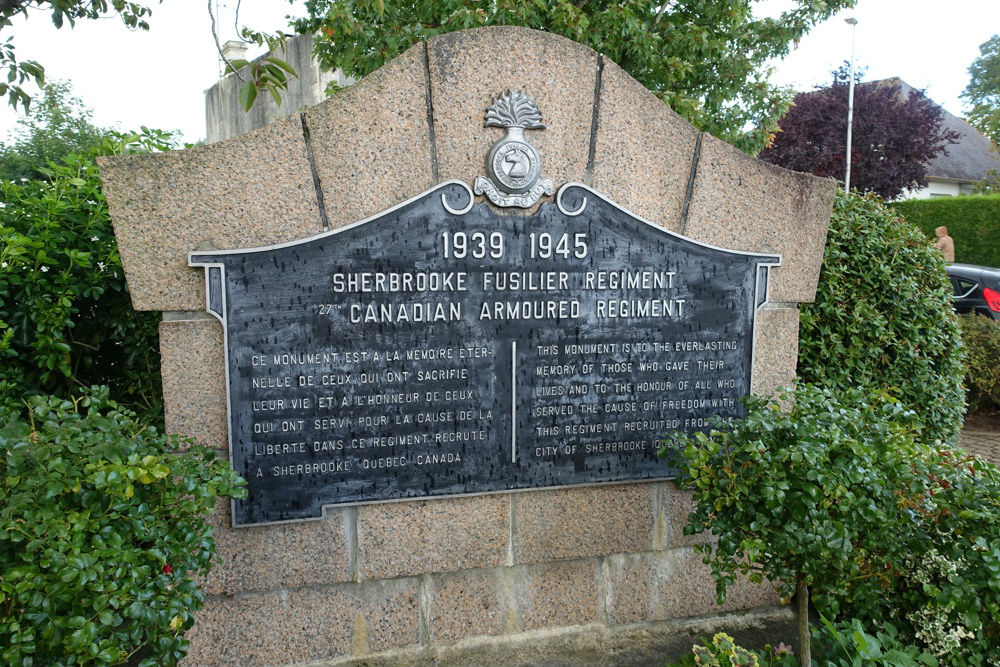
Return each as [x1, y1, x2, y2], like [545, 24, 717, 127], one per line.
[959, 313, 1000, 413]
[891, 194, 1000, 268]
[799, 191, 966, 445]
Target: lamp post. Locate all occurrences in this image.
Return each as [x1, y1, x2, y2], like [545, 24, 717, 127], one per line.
[844, 17, 858, 192]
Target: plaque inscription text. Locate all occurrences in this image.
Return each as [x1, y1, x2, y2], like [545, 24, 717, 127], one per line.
[191, 182, 779, 525]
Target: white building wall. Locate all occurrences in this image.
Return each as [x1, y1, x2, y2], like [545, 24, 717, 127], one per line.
[205, 34, 351, 144]
[906, 179, 963, 199]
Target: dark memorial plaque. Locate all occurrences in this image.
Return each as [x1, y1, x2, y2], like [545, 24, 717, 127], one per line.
[191, 182, 779, 526]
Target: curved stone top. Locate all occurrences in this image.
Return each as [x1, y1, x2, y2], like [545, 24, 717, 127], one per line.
[99, 25, 835, 312]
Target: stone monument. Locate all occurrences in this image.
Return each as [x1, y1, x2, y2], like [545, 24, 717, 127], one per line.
[99, 26, 835, 667]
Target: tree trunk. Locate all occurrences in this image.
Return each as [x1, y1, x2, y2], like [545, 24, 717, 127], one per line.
[797, 574, 811, 667]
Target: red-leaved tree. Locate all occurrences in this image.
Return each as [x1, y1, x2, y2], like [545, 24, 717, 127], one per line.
[759, 65, 959, 200]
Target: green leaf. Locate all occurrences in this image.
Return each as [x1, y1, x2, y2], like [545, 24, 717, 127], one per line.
[264, 56, 296, 76]
[268, 84, 282, 106]
[238, 80, 257, 111]
[226, 58, 250, 72]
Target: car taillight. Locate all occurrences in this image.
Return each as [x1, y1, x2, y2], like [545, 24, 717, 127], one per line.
[985, 287, 1000, 312]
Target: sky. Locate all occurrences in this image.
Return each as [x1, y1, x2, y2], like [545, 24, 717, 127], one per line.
[755, 0, 1000, 116]
[0, 0, 299, 143]
[1, 0, 999, 145]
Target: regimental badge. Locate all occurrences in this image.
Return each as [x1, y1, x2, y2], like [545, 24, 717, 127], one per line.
[474, 90, 555, 208]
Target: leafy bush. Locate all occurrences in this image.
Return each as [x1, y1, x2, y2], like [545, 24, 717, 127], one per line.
[662, 384, 928, 608]
[957, 313, 1000, 412]
[833, 442, 1000, 666]
[667, 632, 795, 667]
[669, 623, 935, 667]
[0, 129, 173, 423]
[662, 383, 1000, 665]
[0, 388, 246, 667]
[812, 617, 937, 667]
[891, 194, 1000, 269]
[798, 190, 965, 444]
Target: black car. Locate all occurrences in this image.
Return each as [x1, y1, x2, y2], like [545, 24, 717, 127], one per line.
[946, 263, 1000, 320]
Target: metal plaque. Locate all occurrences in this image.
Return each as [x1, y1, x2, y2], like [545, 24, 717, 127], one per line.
[191, 182, 779, 526]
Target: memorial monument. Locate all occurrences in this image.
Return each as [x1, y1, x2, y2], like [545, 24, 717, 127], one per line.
[100, 26, 835, 667]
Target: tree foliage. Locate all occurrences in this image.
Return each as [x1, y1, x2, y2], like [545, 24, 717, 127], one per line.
[0, 0, 154, 110]
[204, 0, 299, 113]
[963, 34, 1000, 147]
[759, 66, 959, 200]
[2, 1, 297, 114]
[227, 51, 298, 112]
[0, 127, 172, 424]
[0, 79, 110, 181]
[292, 0, 857, 154]
[662, 384, 1000, 665]
[661, 385, 936, 663]
[0, 88, 238, 665]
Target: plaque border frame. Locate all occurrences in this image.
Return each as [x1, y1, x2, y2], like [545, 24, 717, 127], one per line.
[190, 180, 782, 528]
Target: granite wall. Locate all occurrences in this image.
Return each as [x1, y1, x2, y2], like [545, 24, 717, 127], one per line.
[99, 26, 836, 667]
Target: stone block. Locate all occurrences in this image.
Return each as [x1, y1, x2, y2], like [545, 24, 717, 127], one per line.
[358, 495, 508, 580]
[199, 499, 353, 595]
[98, 114, 323, 311]
[656, 548, 780, 620]
[305, 43, 435, 228]
[657, 482, 710, 550]
[184, 580, 420, 666]
[602, 546, 777, 629]
[361, 580, 423, 653]
[683, 134, 836, 304]
[751, 306, 800, 398]
[589, 58, 698, 232]
[184, 589, 351, 666]
[159, 317, 226, 450]
[427, 569, 506, 643]
[603, 553, 655, 626]
[508, 560, 602, 631]
[512, 484, 656, 564]
[427, 26, 598, 190]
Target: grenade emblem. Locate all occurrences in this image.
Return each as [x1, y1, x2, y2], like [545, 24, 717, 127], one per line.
[474, 90, 555, 208]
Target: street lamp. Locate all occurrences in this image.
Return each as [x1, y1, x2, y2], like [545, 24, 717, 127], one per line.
[844, 17, 858, 192]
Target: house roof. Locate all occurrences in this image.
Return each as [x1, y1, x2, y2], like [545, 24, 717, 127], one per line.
[886, 78, 1000, 183]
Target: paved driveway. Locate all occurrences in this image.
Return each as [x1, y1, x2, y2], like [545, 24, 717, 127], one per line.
[959, 429, 1000, 465]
